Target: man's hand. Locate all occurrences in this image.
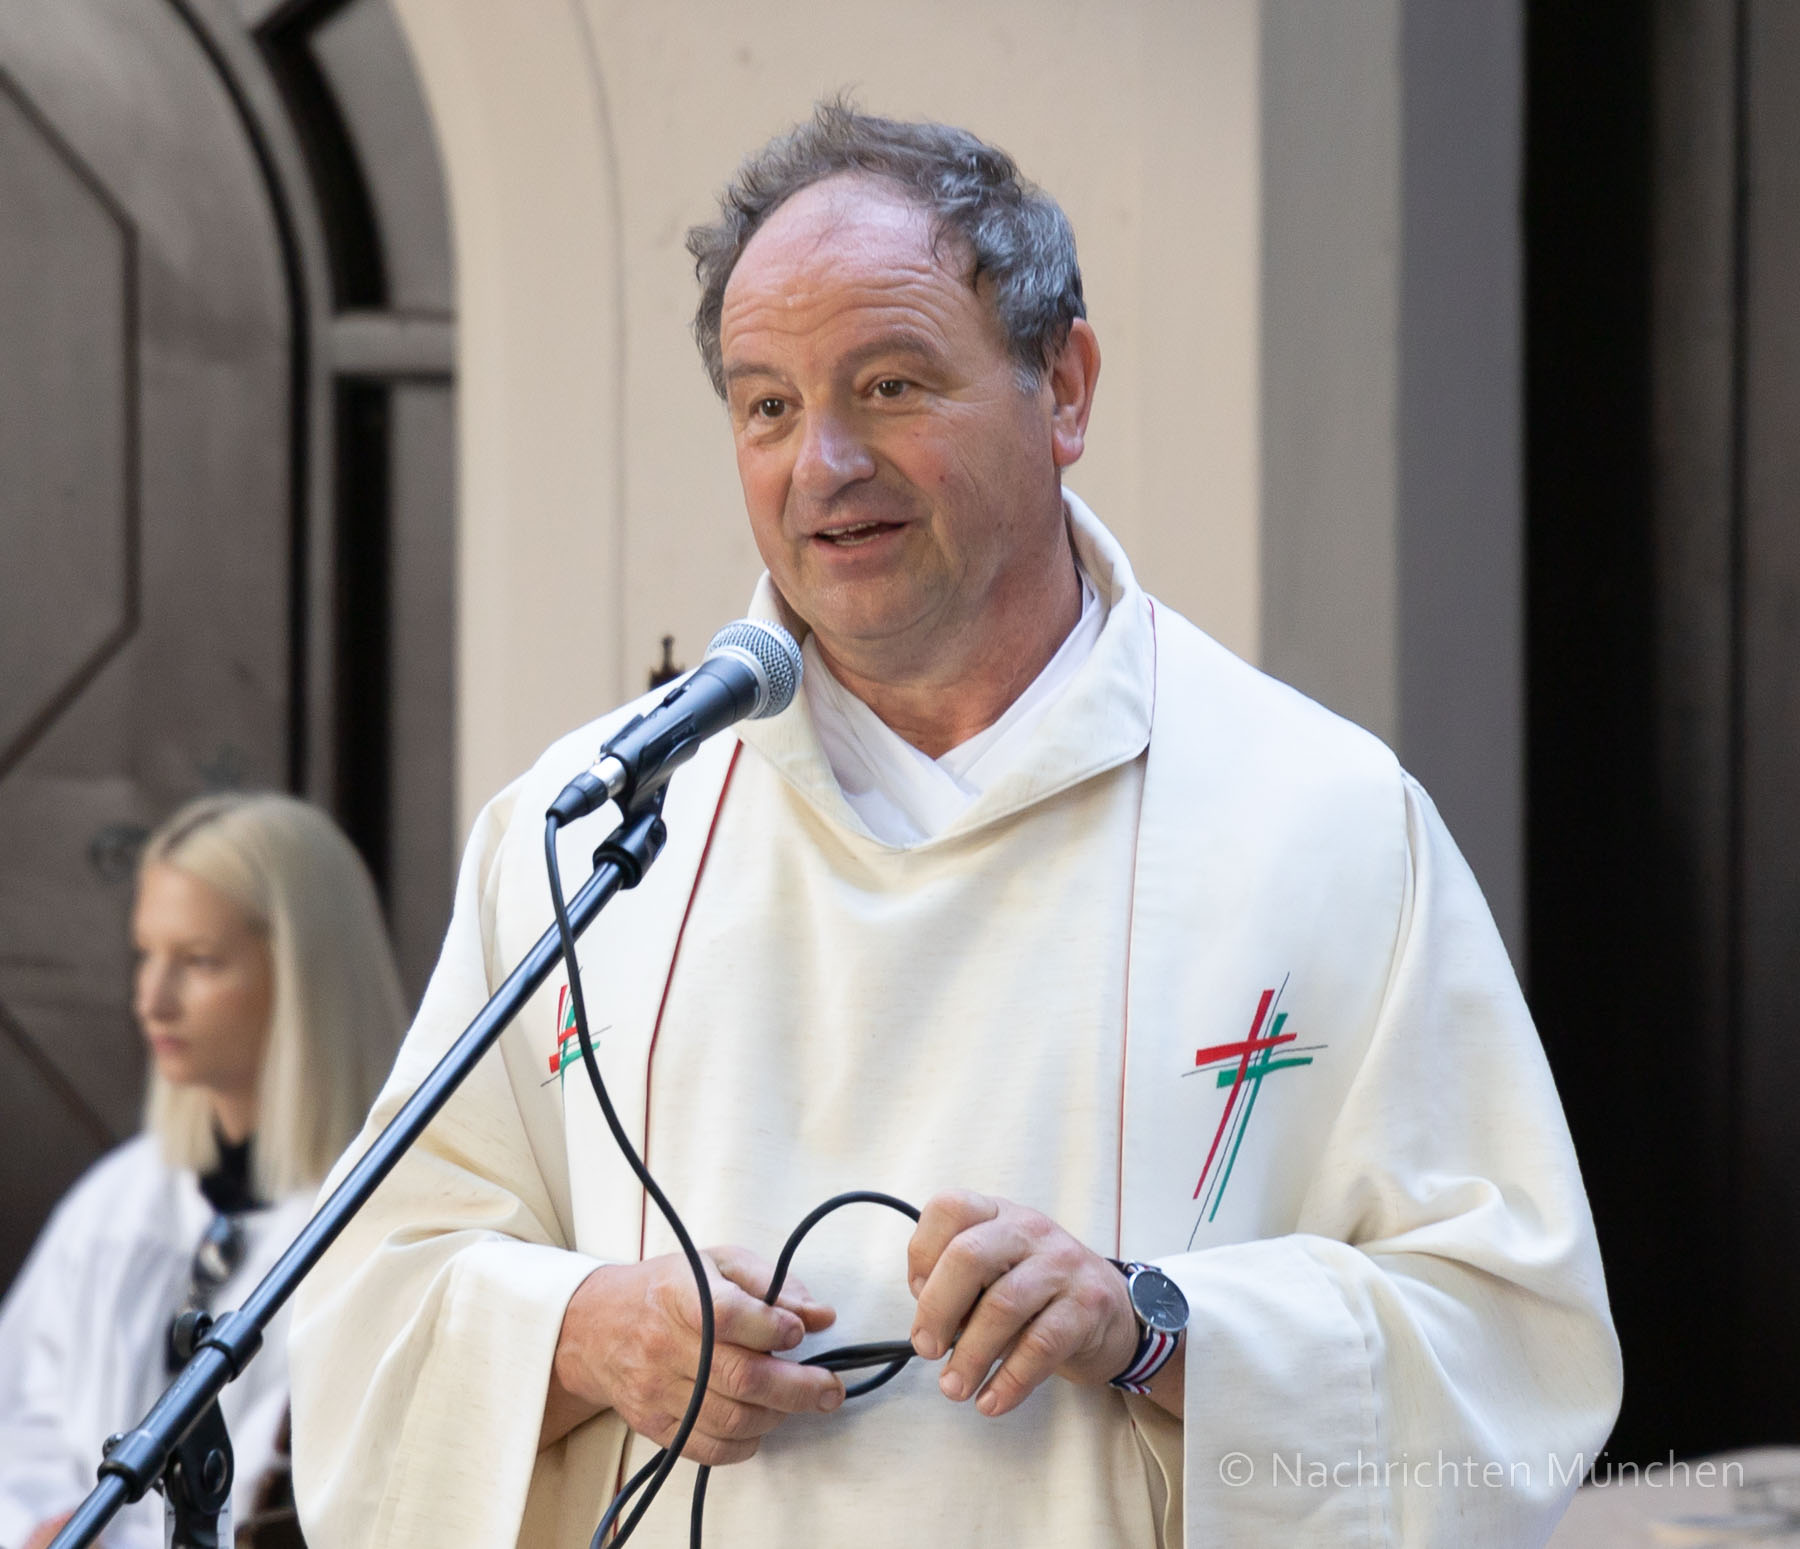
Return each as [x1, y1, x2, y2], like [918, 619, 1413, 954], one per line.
[908, 1191, 1180, 1419]
[541, 1247, 845, 1463]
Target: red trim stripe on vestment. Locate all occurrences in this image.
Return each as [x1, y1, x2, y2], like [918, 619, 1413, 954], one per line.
[635, 741, 743, 1261]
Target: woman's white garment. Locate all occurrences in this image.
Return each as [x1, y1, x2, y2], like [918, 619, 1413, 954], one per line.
[0, 1136, 309, 1549]
[291, 495, 1621, 1548]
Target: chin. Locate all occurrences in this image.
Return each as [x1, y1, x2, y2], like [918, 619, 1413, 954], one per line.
[805, 590, 937, 648]
[148, 1053, 196, 1086]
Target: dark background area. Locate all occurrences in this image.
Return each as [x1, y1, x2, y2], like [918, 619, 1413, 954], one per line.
[1526, 0, 1800, 1460]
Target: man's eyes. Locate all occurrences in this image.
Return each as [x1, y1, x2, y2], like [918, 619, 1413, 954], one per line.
[740, 379, 912, 423]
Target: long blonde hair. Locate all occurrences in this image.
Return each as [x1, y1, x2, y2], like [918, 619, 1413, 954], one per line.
[140, 793, 408, 1200]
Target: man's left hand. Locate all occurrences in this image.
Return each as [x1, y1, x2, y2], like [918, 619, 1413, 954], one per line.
[906, 1190, 1151, 1417]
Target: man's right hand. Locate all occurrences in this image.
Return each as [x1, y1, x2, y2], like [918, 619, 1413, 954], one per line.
[539, 1246, 845, 1463]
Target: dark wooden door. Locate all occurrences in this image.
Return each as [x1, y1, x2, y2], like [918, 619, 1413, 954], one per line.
[1528, 0, 1800, 1458]
[0, 0, 294, 1285]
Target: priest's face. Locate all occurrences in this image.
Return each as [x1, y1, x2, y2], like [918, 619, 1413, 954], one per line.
[718, 175, 1092, 687]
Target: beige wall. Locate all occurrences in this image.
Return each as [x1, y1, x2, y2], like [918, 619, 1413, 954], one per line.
[1258, 0, 1524, 956]
[392, 0, 1262, 831]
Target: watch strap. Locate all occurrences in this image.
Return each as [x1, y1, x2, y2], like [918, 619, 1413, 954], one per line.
[1106, 1259, 1183, 1393]
[1110, 1323, 1180, 1394]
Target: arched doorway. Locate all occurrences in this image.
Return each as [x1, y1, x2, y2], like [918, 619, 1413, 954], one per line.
[0, 0, 456, 1288]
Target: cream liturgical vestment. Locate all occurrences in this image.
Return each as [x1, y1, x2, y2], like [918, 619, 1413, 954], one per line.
[290, 497, 1621, 1548]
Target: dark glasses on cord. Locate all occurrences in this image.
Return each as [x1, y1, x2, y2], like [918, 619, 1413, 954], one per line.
[165, 1212, 247, 1372]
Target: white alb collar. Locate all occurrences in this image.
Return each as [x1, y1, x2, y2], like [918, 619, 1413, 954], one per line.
[801, 570, 1102, 846]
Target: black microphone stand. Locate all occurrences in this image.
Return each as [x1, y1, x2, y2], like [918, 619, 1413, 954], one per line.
[49, 794, 669, 1549]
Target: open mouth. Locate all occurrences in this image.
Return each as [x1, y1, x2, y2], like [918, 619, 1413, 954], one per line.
[815, 520, 902, 547]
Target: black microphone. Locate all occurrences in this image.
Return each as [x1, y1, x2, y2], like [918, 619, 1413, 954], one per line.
[547, 619, 802, 823]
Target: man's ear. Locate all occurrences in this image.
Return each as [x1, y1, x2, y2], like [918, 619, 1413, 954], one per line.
[1047, 319, 1101, 469]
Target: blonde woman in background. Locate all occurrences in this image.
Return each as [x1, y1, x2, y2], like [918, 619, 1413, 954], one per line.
[0, 794, 407, 1549]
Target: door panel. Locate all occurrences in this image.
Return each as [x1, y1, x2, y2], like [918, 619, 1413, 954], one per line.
[0, 79, 132, 779]
[0, 0, 291, 1286]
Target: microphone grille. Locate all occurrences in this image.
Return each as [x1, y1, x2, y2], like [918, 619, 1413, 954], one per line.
[705, 619, 803, 718]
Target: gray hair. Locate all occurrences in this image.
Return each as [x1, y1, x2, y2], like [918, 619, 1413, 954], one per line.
[687, 99, 1085, 397]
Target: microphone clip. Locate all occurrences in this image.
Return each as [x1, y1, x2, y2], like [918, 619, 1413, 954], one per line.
[546, 717, 641, 827]
[590, 784, 668, 889]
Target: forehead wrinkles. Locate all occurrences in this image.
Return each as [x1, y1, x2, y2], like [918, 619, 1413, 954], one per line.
[722, 269, 960, 361]
[720, 183, 981, 358]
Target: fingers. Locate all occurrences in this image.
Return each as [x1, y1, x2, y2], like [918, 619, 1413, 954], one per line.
[682, 1433, 759, 1468]
[934, 1258, 1059, 1405]
[711, 1245, 838, 1334]
[700, 1267, 807, 1355]
[648, 1338, 846, 1466]
[971, 1296, 1099, 1417]
[608, 1335, 845, 1467]
[548, 1249, 845, 1465]
[681, 1253, 846, 1462]
[706, 1335, 845, 1417]
[906, 1193, 1139, 1418]
[777, 1268, 839, 1334]
[906, 1189, 1000, 1296]
[642, 1365, 834, 1466]
[667, 1259, 847, 1414]
[631, 1388, 762, 1467]
[909, 1194, 1035, 1360]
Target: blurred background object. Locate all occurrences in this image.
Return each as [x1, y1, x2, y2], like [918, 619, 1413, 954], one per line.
[0, 790, 408, 1548]
[0, 0, 454, 1290]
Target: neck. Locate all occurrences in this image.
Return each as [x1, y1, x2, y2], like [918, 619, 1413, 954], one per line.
[816, 541, 1084, 758]
[209, 1090, 258, 1146]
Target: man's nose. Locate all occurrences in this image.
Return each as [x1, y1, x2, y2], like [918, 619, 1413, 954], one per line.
[792, 408, 875, 499]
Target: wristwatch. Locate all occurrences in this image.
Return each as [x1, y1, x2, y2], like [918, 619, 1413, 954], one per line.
[1107, 1259, 1188, 1393]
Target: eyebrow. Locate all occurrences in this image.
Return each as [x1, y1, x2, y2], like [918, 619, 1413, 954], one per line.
[723, 329, 948, 386]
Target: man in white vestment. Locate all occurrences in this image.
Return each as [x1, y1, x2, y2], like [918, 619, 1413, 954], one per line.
[289, 103, 1622, 1547]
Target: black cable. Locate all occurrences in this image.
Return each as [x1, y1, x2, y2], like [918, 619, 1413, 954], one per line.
[765, 1191, 920, 1399]
[689, 1464, 710, 1547]
[592, 1453, 662, 1547]
[687, 1191, 924, 1541]
[548, 813, 922, 1549]
[546, 815, 715, 1549]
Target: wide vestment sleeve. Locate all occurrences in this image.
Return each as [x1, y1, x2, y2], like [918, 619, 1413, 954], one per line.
[1143, 775, 1622, 1546]
[288, 770, 615, 1549]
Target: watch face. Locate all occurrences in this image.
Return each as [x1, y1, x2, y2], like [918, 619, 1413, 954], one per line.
[1129, 1266, 1190, 1335]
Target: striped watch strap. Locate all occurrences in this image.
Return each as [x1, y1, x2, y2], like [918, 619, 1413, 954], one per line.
[1110, 1324, 1180, 1394]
